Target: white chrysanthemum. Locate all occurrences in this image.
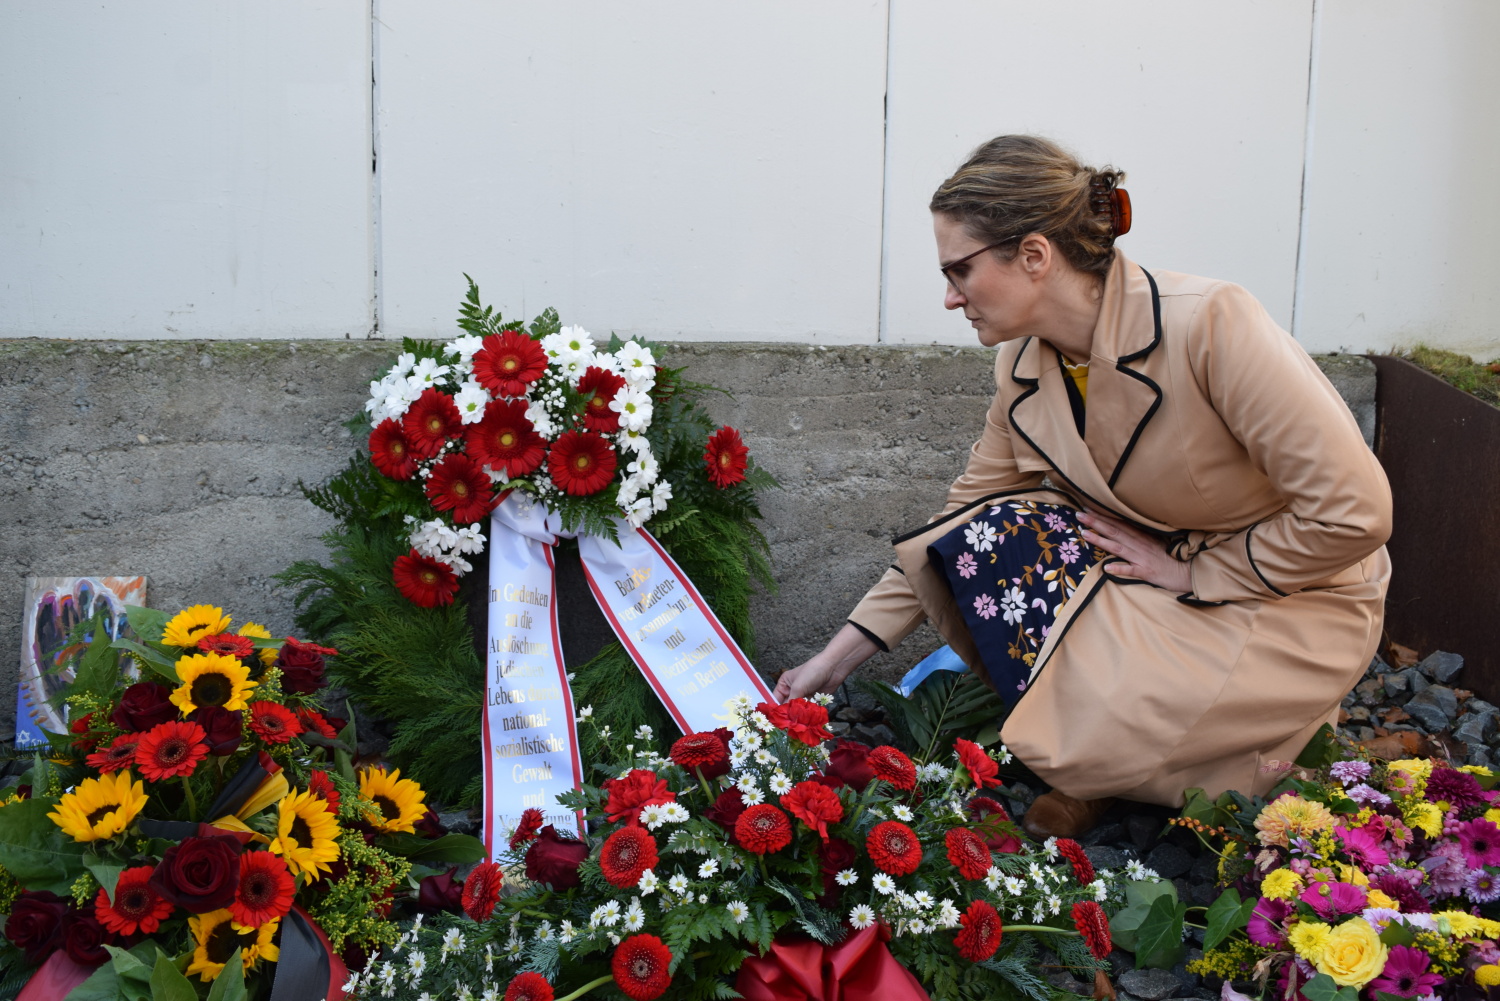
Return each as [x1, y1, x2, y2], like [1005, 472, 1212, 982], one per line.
[626, 453, 660, 484]
[698, 859, 719, 878]
[849, 904, 876, 929]
[741, 787, 765, 806]
[618, 427, 650, 454]
[938, 899, 962, 928]
[624, 903, 645, 932]
[638, 869, 658, 894]
[651, 479, 674, 513]
[610, 387, 654, 432]
[617, 340, 656, 386]
[410, 519, 459, 558]
[662, 802, 690, 823]
[639, 805, 667, 830]
[557, 325, 596, 357]
[624, 496, 655, 528]
[835, 869, 858, 886]
[892, 804, 914, 822]
[524, 400, 556, 437]
[872, 873, 896, 895]
[667, 873, 689, 894]
[410, 356, 450, 389]
[726, 900, 749, 924]
[768, 772, 793, 795]
[452, 381, 488, 424]
[392, 351, 417, 377]
[635, 724, 654, 740]
[592, 901, 621, 927]
[985, 867, 1004, 892]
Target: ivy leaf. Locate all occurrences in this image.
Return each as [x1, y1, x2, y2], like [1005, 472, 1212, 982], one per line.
[1302, 973, 1362, 1001]
[1203, 887, 1257, 950]
[1109, 879, 1177, 952]
[1133, 892, 1187, 970]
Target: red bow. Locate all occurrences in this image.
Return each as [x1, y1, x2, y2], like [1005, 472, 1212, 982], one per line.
[735, 925, 931, 1001]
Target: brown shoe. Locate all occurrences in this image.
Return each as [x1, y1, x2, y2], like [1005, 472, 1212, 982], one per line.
[1021, 791, 1116, 840]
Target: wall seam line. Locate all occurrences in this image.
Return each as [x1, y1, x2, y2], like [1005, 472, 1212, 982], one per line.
[1290, 0, 1322, 343]
[369, 0, 385, 339]
[875, 0, 894, 344]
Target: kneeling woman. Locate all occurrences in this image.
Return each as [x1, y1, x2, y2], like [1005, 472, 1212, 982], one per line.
[774, 135, 1391, 838]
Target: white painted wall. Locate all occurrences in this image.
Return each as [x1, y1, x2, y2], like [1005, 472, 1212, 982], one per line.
[2, 2, 1495, 357]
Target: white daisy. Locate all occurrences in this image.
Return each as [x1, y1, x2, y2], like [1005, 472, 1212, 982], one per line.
[668, 873, 689, 894]
[908, 918, 929, 934]
[698, 859, 719, 878]
[912, 890, 935, 909]
[698, 893, 709, 904]
[409, 951, 428, 978]
[754, 749, 775, 766]
[872, 873, 896, 895]
[736, 775, 760, 795]
[1042, 837, 1059, 859]
[592, 901, 621, 927]
[1032, 905, 1047, 923]
[662, 803, 690, 823]
[1003, 876, 1026, 895]
[639, 805, 667, 830]
[1091, 879, 1108, 902]
[812, 692, 835, 706]
[638, 869, 658, 894]
[985, 867, 1004, 892]
[835, 870, 858, 886]
[1048, 894, 1062, 915]
[768, 772, 793, 794]
[938, 899, 962, 928]
[729, 750, 749, 768]
[849, 904, 876, 929]
[726, 900, 750, 924]
[741, 787, 766, 806]
[892, 804, 914, 822]
[743, 732, 764, 750]
[624, 903, 645, 932]
[750, 712, 773, 733]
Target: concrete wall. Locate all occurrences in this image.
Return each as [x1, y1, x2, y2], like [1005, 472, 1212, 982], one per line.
[2, 2, 1495, 357]
[0, 339, 1376, 734]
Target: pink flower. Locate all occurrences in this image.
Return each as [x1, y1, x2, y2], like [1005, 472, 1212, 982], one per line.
[1044, 512, 1068, 532]
[1057, 540, 1081, 564]
[973, 594, 998, 620]
[1369, 945, 1445, 997]
[1246, 897, 1292, 947]
[1298, 879, 1367, 919]
[955, 553, 978, 579]
[1335, 824, 1390, 869]
[1458, 818, 1500, 868]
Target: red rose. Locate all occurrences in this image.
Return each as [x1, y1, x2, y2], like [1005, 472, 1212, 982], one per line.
[416, 867, 464, 914]
[757, 699, 832, 747]
[967, 797, 1023, 853]
[703, 789, 747, 843]
[462, 861, 503, 922]
[954, 738, 1003, 790]
[602, 769, 675, 826]
[4, 891, 69, 962]
[189, 706, 244, 756]
[414, 808, 447, 839]
[669, 730, 732, 780]
[780, 781, 844, 842]
[524, 826, 589, 890]
[69, 712, 99, 752]
[62, 910, 112, 966]
[276, 637, 330, 694]
[823, 740, 874, 791]
[149, 833, 243, 913]
[110, 682, 178, 733]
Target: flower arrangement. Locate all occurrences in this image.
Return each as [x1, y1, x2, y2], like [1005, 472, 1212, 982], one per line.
[358, 280, 770, 607]
[0, 602, 484, 997]
[338, 695, 1123, 1001]
[1179, 745, 1500, 1000]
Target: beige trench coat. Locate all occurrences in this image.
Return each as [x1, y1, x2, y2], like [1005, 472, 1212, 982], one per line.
[848, 251, 1392, 807]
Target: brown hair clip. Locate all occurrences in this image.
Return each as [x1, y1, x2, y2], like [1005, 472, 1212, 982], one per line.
[1089, 180, 1132, 237]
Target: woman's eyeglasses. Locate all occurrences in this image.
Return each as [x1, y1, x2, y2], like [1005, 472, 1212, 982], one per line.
[940, 239, 1017, 293]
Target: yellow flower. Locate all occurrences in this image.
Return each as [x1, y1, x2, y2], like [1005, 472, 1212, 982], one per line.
[1476, 965, 1500, 988]
[1288, 920, 1332, 962]
[187, 909, 280, 982]
[359, 766, 427, 834]
[169, 652, 257, 714]
[237, 621, 278, 667]
[270, 789, 342, 880]
[1336, 863, 1369, 887]
[1403, 801, 1444, 838]
[1436, 911, 1500, 940]
[1316, 918, 1387, 988]
[47, 771, 148, 842]
[1487, 807, 1500, 827]
[1460, 764, 1493, 778]
[1366, 889, 1398, 910]
[1255, 796, 1336, 847]
[163, 604, 232, 648]
[1261, 869, 1304, 900]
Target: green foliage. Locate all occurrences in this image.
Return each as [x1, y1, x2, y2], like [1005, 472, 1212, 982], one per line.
[1295, 723, 1342, 769]
[858, 669, 1008, 762]
[1303, 972, 1362, 1001]
[1109, 879, 1180, 955]
[0, 797, 90, 895]
[1203, 887, 1257, 951]
[1394, 344, 1500, 407]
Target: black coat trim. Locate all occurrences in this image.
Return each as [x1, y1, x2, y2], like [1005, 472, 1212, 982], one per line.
[1106, 268, 1165, 488]
[1246, 523, 1289, 597]
[889, 486, 1074, 545]
[846, 619, 889, 653]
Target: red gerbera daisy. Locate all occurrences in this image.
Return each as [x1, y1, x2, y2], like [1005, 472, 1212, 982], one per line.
[134, 720, 209, 781]
[95, 865, 175, 936]
[472, 330, 548, 398]
[954, 738, 1003, 790]
[401, 387, 464, 459]
[867, 820, 923, 876]
[393, 548, 461, 607]
[247, 701, 302, 745]
[735, 804, 793, 855]
[86, 733, 141, 774]
[308, 769, 340, 814]
[1056, 838, 1095, 885]
[577, 366, 627, 433]
[229, 851, 295, 928]
[757, 700, 832, 747]
[612, 934, 674, 1001]
[780, 781, 844, 842]
[294, 706, 338, 739]
[505, 972, 555, 1001]
[945, 827, 993, 881]
[426, 452, 498, 524]
[668, 730, 732, 780]
[955, 899, 1003, 961]
[369, 418, 419, 480]
[1072, 900, 1112, 959]
[509, 807, 545, 851]
[195, 633, 255, 658]
[547, 430, 618, 496]
[462, 860, 503, 922]
[466, 398, 546, 478]
[703, 426, 749, 488]
[600, 827, 659, 888]
[868, 745, 917, 791]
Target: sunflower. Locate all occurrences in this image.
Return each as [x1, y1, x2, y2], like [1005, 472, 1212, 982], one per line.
[269, 789, 342, 880]
[162, 605, 232, 649]
[359, 766, 427, 834]
[170, 652, 257, 715]
[47, 770, 148, 842]
[187, 908, 279, 982]
[235, 621, 278, 667]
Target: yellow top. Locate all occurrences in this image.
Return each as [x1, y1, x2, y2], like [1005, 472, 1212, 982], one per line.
[1063, 360, 1088, 404]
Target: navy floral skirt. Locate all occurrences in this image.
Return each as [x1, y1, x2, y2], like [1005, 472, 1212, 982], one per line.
[928, 499, 1103, 706]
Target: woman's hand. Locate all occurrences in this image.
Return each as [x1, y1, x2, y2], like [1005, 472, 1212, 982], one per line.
[773, 624, 880, 701]
[1076, 510, 1193, 593]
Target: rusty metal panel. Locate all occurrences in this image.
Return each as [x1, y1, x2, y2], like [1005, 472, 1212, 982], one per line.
[1371, 355, 1500, 701]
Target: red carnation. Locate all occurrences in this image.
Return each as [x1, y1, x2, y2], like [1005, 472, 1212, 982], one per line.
[369, 418, 419, 479]
[462, 861, 503, 922]
[1056, 838, 1095, 885]
[780, 781, 843, 842]
[1072, 900, 1112, 959]
[402, 387, 464, 459]
[704, 426, 749, 489]
[134, 720, 209, 781]
[473, 330, 547, 398]
[509, 807, 545, 851]
[602, 769, 675, 826]
[247, 701, 303, 745]
[393, 548, 461, 607]
[294, 707, 338, 739]
[945, 827, 993, 881]
[955, 899, 1003, 962]
[757, 699, 832, 747]
[868, 745, 917, 791]
[669, 730, 732, 780]
[426, 452, 498, 524]
[229, 851, 295, 928]
[600, 827, 659, 888]
[867, 820, 923, 876]
[578, 366, 627, 433]
[955, 738, 1003, 790]
[612, 934, 674, 1001]
[505, 972, 555, 1001]
[86, 733, 141, 774]
[967, 796, 1023, 853]
[94, 866, 174, 936]
[467, 398, 546, 478]
[547, 430, 618, 497]
[735, 804, 793, 855]
[196, 633, 255, 658]
[309, 769, 340, 814]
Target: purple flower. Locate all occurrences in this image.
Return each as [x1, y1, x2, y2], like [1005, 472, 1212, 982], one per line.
[1336, 824, 1390, 869]
[1466, 867, 1500, 903]
[1299, 879, 1368, 919]
[1425, 840, 1469, 898]
[1361, 906, 1404, 931]
[1369, 945, 1446, 997]
[1329, 760, 1373, 785]
[1427, 768, 1487, 809]
[1246, 897, 1293, 946]
[955, 552, 978, 579]
[1373, 870, 1433, 913]
[1044, 512, 1067, 532]
[1458, 818, 1500, 868]
[973, 594, 998, 620]
[1346, 783, 1393, 807]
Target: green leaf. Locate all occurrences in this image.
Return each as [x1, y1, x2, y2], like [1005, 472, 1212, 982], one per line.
[1203, 888, 1257, 950]
[63, 964, 125, 1001]
[1379, 922, 1416, 948]
[205, 950, 246, 1001]
[109, 637, 179, 682]
[84, 854, 126, 904]
[70, 614, 121, 698]
[376, 831, 487, 863]
[1134, 892, 1187, 970]
[124, 605, 167, 644]
[1109, 878, 1179, 952]
[0, 797, 91, 894]
[1295, 723, 1341, 769]
[149, 952, 198, 1001]
[1302, 973, 1361, 1001]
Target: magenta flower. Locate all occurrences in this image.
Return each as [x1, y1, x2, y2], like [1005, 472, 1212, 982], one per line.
[1426, 768, 1487, 809]
[1369, 945, 1445, 997]
[1372, 870, 1432, 913]
[1299, 879, 1367, 919]
[1246, 897, 1292, 947]
[1425, 840, 1469, 898]
[1457, 818, 1500, 868]
[1335, 824, 1390, 869]
[1466, 867, 1500, 904]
